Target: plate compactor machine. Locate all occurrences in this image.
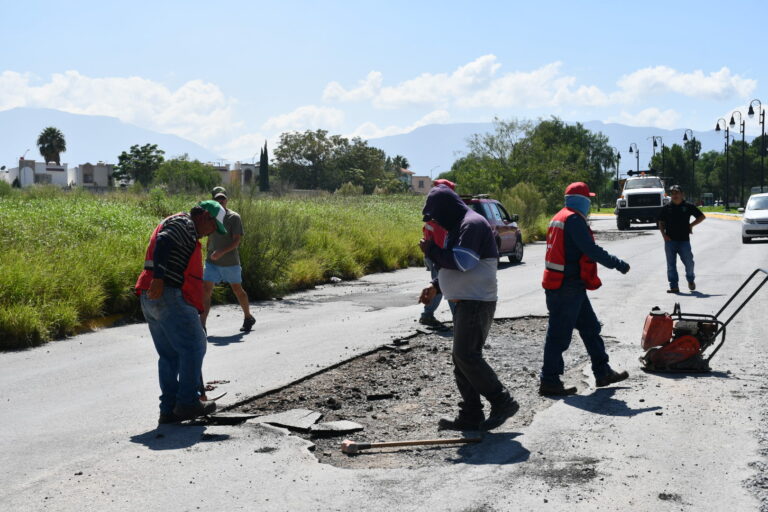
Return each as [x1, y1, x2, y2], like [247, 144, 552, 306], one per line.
[640, 268, 768, 372]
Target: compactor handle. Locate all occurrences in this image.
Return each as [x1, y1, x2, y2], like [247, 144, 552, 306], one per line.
[715, 268, 768, 329]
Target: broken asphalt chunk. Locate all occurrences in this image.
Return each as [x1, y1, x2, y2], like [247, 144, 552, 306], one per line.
[250, 408, 323, 432]
[310, 420, 365, 437]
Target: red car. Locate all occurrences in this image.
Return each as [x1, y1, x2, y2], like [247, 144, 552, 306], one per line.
[462, 195, 524, 263]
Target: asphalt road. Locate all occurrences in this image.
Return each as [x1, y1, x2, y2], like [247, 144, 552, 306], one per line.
[2, 215, 767, 511]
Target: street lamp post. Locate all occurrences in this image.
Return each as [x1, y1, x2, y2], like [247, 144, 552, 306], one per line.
[715, 118, 730, 210]
[730, 111, 746, 206]
[683, 129, 696, 201]
[748, 99, 765, 193]
[628, 143, 639, 173]
[648, 136, 664, 174]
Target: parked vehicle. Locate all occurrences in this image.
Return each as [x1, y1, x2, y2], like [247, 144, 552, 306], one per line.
[739, 193, 768, 243]
[462, 194, 524, 263]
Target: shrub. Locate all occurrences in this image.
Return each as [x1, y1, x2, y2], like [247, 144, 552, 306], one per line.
[0, 181, 12, 197]
[498, 182, 548, 242]
[335, 182, 364, 196]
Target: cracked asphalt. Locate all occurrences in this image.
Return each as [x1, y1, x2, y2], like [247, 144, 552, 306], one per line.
[1, 215, 767, 511]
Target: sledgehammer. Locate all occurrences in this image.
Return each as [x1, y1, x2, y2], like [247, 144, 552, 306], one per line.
[340, 437, 482, 454]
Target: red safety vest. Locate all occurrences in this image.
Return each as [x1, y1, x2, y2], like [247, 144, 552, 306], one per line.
[542, 207, 602, 291]
[423, 220, 448, 248]
[134, 214, 204, 313]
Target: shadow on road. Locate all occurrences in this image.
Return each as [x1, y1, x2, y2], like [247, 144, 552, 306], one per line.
[562, 387, 662, 417]
[130, 425, 230, 451]
[665, 291, 725, 299]
[207, 333, 248, 346]
[449, 432, 531, 465]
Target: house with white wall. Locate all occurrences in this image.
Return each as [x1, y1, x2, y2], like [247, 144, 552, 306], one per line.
[68, 162, 113, 188]
[1, 159, 68, 187]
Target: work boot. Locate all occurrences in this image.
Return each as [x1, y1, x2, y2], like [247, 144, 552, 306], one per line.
[596, 370, 629, 388]
[539, 381, 578, 396]
[158, 411, 182, 425]
[438, 411, 484, 431]
[173, 399, 217, 420]
[667, 287, 680, 293]
[419, 315, 442, 328]
[482, 397, 520, 430]
[240, 316, 256, 333]
[688, 281, 696, 291]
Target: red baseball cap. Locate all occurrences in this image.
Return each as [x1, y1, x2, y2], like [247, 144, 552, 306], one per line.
[564, 182, 595, 197]
[432, 179, 456, 190]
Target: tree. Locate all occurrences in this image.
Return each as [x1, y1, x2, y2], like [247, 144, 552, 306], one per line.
[37, 127, 66, 165]
[273, 130, 405, 193]
[259, 141, 270, 192]
[153, 157, 220, 193]
[113, 144, 165, 187]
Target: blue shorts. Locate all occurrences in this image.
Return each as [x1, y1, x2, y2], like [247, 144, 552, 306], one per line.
[203, 263, 243, 284]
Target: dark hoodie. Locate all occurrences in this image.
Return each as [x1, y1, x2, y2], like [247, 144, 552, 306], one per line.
[422, 186, 498, 301]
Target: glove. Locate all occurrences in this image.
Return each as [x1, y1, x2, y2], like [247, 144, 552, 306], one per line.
[617, 260, 630, 274]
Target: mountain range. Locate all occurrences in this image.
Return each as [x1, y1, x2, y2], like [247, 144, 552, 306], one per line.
[0, 108, 754, 178]
[0, 108, 220, 168]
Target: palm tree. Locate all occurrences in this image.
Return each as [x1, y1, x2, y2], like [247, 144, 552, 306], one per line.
[37, 127, 67, 165]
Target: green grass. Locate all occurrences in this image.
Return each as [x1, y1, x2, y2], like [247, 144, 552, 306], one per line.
[0, 188, 425, 350]
[0, 186, 554, 350]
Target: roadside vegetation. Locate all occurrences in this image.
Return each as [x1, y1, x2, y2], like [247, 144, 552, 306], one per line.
[0, 187, 424, 350]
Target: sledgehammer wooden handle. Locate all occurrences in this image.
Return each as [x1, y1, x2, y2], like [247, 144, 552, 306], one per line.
[341, 437, 481, 454]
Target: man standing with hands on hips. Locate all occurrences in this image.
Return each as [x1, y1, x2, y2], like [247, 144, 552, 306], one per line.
[657, 184, 705, 293]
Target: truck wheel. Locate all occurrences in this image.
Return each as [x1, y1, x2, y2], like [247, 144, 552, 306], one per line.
[617, 217, 630, 230]
[508, 239, 524, 263]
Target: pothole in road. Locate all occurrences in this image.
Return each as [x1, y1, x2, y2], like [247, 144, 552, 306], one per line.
[233, 316, 608, 469]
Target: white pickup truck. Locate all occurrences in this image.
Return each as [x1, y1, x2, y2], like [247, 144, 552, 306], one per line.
[614, 174, 670, 230]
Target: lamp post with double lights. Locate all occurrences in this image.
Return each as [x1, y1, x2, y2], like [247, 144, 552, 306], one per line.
[628, 143, 639, 173]
[748, 99, 765, 192]
[715, 118, 730, 210]
[729, 111, 746, 207]
[683, 129, 697, 202]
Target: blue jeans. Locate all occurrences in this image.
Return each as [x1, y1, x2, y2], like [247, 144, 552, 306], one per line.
[664, 241, 695, 287]
[541, 281, 611, 385]
[422, 263, 443, 318]
[140, 287, 207, 414]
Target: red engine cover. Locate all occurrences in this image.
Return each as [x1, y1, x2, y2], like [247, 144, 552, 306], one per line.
[641, 312, 673, 350]
[648, 335, 701, 366]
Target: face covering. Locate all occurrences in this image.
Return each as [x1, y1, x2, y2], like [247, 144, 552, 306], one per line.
[565, 194, 591, 217]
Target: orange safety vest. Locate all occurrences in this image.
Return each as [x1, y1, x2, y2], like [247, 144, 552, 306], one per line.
[542, 207, 602, 291]
[134, 214, 204, 313]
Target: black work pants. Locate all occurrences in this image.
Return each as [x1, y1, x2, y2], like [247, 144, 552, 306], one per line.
[452, 300, 508, 416]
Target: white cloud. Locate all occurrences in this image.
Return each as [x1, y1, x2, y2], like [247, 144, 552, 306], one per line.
[0, 70, 239, 144]
[616, 66, 756, 102]
[215, 132, 269, 160]
[323, 71, 383, 102]
[261, 105, 345, 132]
[609, 108, 682, 129]
[324, 58, 758, 111]
[373, 55, 500, 109]
[350, 109, 450, 139]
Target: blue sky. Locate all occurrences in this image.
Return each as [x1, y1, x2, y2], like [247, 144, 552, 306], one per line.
[1, 0, 766, 161]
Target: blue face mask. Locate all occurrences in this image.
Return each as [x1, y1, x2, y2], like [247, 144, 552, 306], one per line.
[565, 195, 591, 216]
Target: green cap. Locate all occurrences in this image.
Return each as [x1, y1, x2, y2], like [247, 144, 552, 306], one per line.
[198, 200, 227, 234]
[212, 186, 227, 199]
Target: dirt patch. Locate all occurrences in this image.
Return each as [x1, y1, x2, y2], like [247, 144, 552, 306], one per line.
[234, 317, 611, 469]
